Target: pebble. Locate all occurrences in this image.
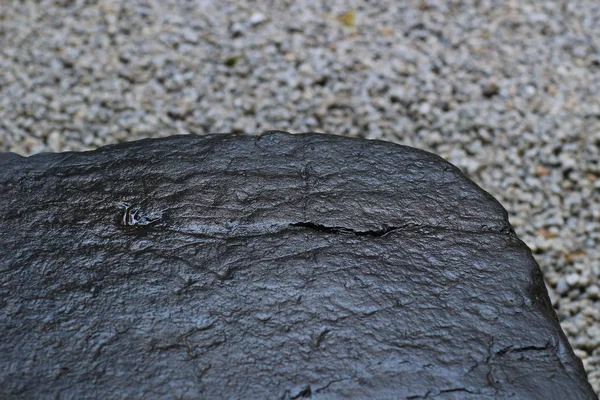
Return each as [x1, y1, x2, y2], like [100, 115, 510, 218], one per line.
[567, 273, 581, 288]
[249, 12, 266, 26]
[556, 278, 570, 296]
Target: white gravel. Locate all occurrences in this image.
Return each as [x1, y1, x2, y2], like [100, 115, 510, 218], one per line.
[1, 0, 599, 393]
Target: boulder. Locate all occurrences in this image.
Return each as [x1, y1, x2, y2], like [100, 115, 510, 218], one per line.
[0, 131, 596, 399]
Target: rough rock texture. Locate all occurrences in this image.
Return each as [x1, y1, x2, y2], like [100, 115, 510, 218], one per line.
[0, 132, 596, 399]
[2, 1, 600, 392]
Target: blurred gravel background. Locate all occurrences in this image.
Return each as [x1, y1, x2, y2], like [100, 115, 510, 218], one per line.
[1, 0, 599, 393]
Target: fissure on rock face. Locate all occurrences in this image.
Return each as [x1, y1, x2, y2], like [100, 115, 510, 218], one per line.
[122, 219, 514, 240]
[290, 222, 400, 237]
[289, 221, 515, 237]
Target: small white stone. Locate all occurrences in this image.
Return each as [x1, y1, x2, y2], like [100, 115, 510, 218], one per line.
[555, 278, 569, 295]
[525, 85, 537, 97]
[574, 349, 589, 360]
[566, 273, 580, 287]
[249, 12, 266, 26]
[47, 131, 61, 152]
[586, 285, 600, 300]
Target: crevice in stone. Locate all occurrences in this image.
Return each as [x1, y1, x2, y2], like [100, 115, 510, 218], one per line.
[290, 221, 515, 237]
[496, 343, 550, 356]
[290, 222, 400, 237]
[290, 384, 312, 399]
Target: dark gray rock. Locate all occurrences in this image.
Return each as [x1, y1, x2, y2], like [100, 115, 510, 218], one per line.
[0, 131, 596, 399]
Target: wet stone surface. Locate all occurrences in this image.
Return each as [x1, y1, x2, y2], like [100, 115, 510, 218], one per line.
[0, 132, 596, 399]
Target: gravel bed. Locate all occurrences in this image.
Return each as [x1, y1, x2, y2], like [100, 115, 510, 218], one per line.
[1, 0, 599, 394]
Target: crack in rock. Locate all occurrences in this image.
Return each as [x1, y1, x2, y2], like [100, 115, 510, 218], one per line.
[290, 221, 515, 237]
[290, 222, 400, 237]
